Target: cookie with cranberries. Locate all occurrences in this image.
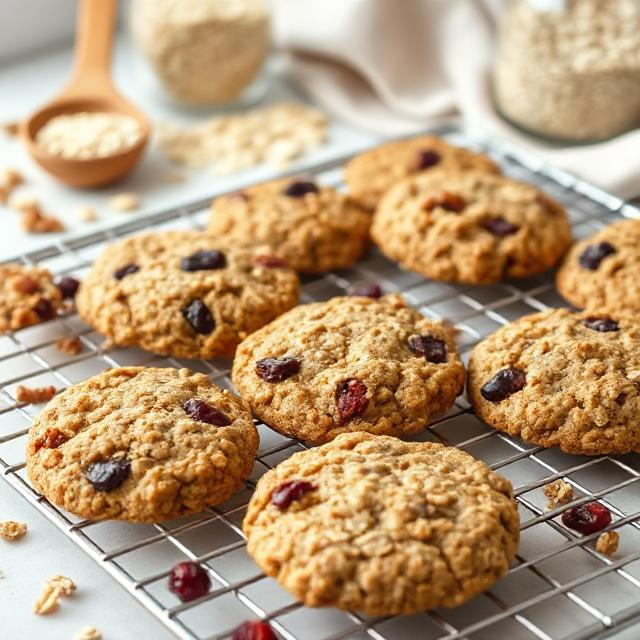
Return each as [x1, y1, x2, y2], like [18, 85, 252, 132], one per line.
[243, 432, 519, 615]
[208, 177, 371, 274]
[26, 367, 258, 522]
[76, 230, 299, 359]
[467, 309, 640, 455]
[232, 294, 465, 444]
[371, 171, 571, 284]
[557, 219, 640, 315]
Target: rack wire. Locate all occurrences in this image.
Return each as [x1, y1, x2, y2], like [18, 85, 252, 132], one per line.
[1, 123, 640, 640]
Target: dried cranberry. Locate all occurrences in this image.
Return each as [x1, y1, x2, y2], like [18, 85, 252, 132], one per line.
[423, 191, 466, 213]
[114, 263, 140, 280]
[336, 379, 368, 422]
[271, 480, 317, 510]
[256, 357, 301, 382]
[54, 276, 80, 299]
[349, 282, 382, 299]
[168, 562, 211, 602]
[562, 502, 612, 535]
[408, 334, 447, 363]
[232, 620, 277, 640]
[34, 428, 68, 452]
[253, 255, 289, 268]
[579, 242, 616, 270]
[184, 398, 231, 426]
[414, 149, 441, 170]
[481, 217, 519, 237]
[182, 299, 215, 334]
[282, 181, 319, 198]
[85, 456, 131, 491]
[180, 250, 226, 272]
[582, 317, 620, 332]
[33, 298, 56, 320]
[480, 368, 526, 402]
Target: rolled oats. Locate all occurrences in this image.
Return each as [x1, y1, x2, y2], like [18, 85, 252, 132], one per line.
[75, 627, 102, 640]
[108, 192, 139, 212]
[77, 205, 98, 222]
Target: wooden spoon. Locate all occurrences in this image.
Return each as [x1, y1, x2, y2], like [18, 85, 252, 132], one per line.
[22, 0, 150, 188]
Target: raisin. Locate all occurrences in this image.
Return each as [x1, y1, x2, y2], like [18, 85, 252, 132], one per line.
[282, 181, 319, 197]
[114, 264, 140, 280]
[168, 562, 211, 602]
[256, 357, 301, 382]
[182, 299, 215, 334]
[579, 242, 616, 270]
[481, 217, 519, 237]
[413, 149, 441, 171]
[480, 368, 526, 402]
[582, 317, 619, 332]
[562, 502, 612, 535]
[349, 282, 382, 299]
[271, 480, 317, 510]
[84, 456, 131, 491]
[184, 398, 231, 426]
[253, 254, 289, 268]
[232, 621, 277, 640]
[33, 298, 55, 320]
[336, 379, 368, 421]
[408, 334, 447, 363]
[54, 276, 80, 299]
[180, 250, 226, 272]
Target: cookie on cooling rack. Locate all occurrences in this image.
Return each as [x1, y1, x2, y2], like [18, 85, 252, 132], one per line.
[467, 308, 640, 455]
[557, 218, 640, 315]
[344, 135, 500, 210]
[76, 230, 299, 359]
[371, 171, 572, 284]
[0, 263, 63, 332]
[243, 432, 519, 615]
[208, 178, 371, 274]
[26, 366, 258, 522]
[232, 294, 465, 445]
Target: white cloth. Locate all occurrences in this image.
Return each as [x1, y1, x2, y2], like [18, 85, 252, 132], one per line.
[273, 0, 640, 199]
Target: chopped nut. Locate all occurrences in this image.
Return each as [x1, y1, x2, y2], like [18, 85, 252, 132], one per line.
[627, 370, 640, 381]
[48, 574, 76, 596]
[56, 337, 83, 356]
[0, 520, 28, 541]
[1, 168, 23, 190]
[596, 530, 620, 556]
[33, 583, 61, 615]
[10, 193, 39, 213]
[75, 627, 102, 640]
[76, 205, 97, 222]
[21, 207, 64, 233]
[1, 121, 19, 137]
[108, 192, 139, 212]
[16, 385, 56, 404]
[544, 479, 574, 510]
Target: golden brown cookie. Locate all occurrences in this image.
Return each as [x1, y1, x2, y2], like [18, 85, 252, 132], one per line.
[232, 295, 465, 444]
[0, 263, 63, 332]
[243, 432, 519, 615]
[344, 135, 500, 210]
[557, 218, 640, 315]
[208, 178, 371, 274]
[467, 308, 640, 455]
[26, 367, 258, 522]
[76, 230, 299, 359]
[371, 171, 572, 284]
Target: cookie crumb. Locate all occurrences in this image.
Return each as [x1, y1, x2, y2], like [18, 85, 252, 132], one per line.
[108, 192, 139, 212]
[544, 479, 574, 510]
[1, 121, 19, 137]
[75, 627, 102, 640]
[596, 530, 619, 556]
[76, 205, 97, 222]
[33, 575, 76, 615]
[20, 205, 64, 233]
[56, 337, 83, 356]
[0, 520, 27, 541]
[16, 385, 56, 404]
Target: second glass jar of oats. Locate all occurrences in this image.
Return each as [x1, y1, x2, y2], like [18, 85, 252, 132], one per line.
[493, 0, 640, 142]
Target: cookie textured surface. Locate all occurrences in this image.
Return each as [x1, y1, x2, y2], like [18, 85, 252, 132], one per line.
[76, 231, 299, 358]
[232, 295, 465, 444]
[467, 308, 640, 455]
[557, 219, 640, 315]
[371, 171, 571, 284]
[344, 135, 500, 210]
[0, 263, 62, 332]
[208, 178, 371, 274]
[26, 367, 258, 522]
[243, 432, 519, 614]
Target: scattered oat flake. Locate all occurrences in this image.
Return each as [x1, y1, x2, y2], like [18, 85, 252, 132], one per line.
[0, 520, 27, 541]
[77, 205, 97, 222]
[75, 627, 102, 640]
[56, 337, 83, 356]
[108, 192, 139, 212]
[544, 479, 574, 510]
[16, 385, 56, 404]
[596, 530, 619, 556]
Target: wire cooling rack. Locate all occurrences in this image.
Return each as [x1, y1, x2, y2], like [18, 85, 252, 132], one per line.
[1, 123, 640, 640]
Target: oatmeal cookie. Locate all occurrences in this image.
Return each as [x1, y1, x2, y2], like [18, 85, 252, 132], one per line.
[232, 295, 465, 444]
[243, 432, 519, 615]
[26, 367, 258, 522]
[371, 171, 571, 284]
[76, 231, 299, 359]
[467, 308, 640, 455]
[557, 218, 640, 315]
[344, 135, 500, 210]
[0, 263, 63, 332]
[208, 178, 371, 274]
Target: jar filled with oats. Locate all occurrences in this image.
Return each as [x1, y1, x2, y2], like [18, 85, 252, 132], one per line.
[493, 0, 640, 142]
[130, 0, 270, 106]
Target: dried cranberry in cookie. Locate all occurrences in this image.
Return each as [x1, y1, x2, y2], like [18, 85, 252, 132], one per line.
[582, 317, 619, 332]
[408, 334, 448, 363]
[481, 217, 519, 237]
[349, 282, 383, 299]
[184, 398, 232, 426]
[255, 357, 301, 382]
[54, 275, 80, 299]
[480, 368, 526, 402]
[180, 249, 226, 271]
[282, 180, 319, 197]
[413, 148, 441, 170]
[113, 263, 140, 280]
[336, 379, 368, 422]
[271, 480, 317, 509]
[182, 299, 215, 334]
[85, 457, 131, 491]
[578, 241, 616, 270]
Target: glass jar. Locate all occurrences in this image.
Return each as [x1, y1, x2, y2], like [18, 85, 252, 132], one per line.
[493, 0, 640, 142]
[129, 0, 270, 108]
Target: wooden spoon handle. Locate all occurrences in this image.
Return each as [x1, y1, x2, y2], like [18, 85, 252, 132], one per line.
[66, 0, 118, 95]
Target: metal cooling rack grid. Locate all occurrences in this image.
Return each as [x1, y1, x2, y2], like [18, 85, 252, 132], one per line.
[1, 124, 640, 640]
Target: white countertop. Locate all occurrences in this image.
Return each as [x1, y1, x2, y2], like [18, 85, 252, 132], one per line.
[0, 38, 380, 640]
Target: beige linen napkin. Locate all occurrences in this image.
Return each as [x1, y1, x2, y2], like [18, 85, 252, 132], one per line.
[273, 0, 640, 199]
